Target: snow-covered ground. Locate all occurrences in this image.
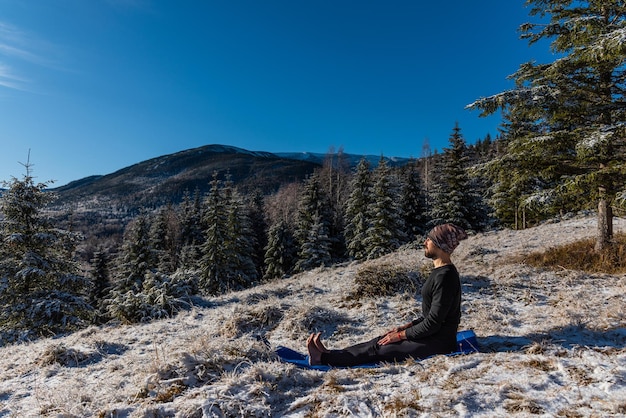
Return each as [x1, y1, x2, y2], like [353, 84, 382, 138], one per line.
[1, 215, 625, 417]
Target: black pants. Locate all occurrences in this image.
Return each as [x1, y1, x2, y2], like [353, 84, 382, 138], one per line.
[320, 332, 457, 367]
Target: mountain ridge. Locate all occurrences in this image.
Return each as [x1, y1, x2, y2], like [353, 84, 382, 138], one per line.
[50, 144, 414, 206]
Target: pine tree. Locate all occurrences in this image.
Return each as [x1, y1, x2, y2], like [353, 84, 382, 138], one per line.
[263, 219, 296, 280]
[344, 158, 373, 260]
[399, 159, 428, 239]
[197, 173, 258, 295]
[247, 189, 268, 278]
[363, 157, 406, 259]
[106, 213, 192, 323]
[482, 106, 548, 229]
[428, 123, 488, 231]
[89, 248, 111, 319]
[112, 214, 154, 293]
[223, 181, 258, 289]
[294, 173, 333, 271]
[469, 0, 626, 250]
[149, 205, 179, 274]
[178, 188, 204, 269]
[0, 164, 91, 343]
[199, 172, 230, 295]
[294, 212, 332, 271]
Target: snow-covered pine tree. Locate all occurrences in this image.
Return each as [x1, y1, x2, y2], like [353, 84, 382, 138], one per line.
[149, 204, 179, 274]
[104, 214, 153, 322]
[263, 219, 296, 280]
[363, 157, 406, 259]
[112, 214, 154, 293]
[246, 189, 268, 278]
[294, 212, 332, 271]
[481, 105, 548, 229]
[428, 123, 487, 231]
[344, 158, 373, 260]
[469, 0, 626, 250]
[294, 173, 333, 271]
[178, 188, 204, 270]
[199, 172, 230, 295]
[0, 165, 91, 343]
[89, 247, 111, 320]
[106, 213, 192, 323]
[399, 159, 429, 239]
[223, 180, 258, 290]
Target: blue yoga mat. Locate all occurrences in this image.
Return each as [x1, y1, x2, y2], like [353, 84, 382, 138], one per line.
[276, 329, 480, 371]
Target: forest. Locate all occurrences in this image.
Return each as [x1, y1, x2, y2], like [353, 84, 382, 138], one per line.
[1, 0, 626, 346]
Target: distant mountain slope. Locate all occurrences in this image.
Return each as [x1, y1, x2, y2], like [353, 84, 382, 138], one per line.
[51, 144, 415, 209]
[52, 144, 321, 207]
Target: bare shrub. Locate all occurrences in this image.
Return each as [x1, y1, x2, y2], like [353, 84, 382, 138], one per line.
[280, 305, 353, 336]
[347, 262, 421, 301]
[219, 304, 286, 338]
[37, 343, 90, 367]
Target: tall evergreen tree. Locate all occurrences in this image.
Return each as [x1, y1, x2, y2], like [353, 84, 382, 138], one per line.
[469, 0, 626, 250]
[198, 173, 257, 294]
[344, 158, 373, 260]
[178, 188, 204, 269]
[0, 165, 91, 343]
[363, 157, 406, 259]
[149, 205, 179, 274]
[246, 188, 268, 278]
[400, 159, 429, 239]
[294, 173, 333, 270]
[223, 181, 258, 289]
[429, 123, 488, 231]
[294, 212, 332, 271]
[89, 248, 111, 317]
[112, 214, 154, 293]
[482, 105, 548, 229]
[199, 172, 230, 295]
[263, 219, 296, 280]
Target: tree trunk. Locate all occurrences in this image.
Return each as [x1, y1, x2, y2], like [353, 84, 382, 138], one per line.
[595, 190, 613, 252]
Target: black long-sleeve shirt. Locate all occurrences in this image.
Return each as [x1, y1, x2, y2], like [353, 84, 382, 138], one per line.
[405, 264, 461, 341]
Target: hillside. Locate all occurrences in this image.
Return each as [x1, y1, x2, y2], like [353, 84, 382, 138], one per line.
[0, 215, 624, 417]
[50, 145, 414, 210]
[51, 144, 322, 208]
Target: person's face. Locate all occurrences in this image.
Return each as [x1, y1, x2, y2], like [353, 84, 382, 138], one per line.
[424, 237, 438, 259]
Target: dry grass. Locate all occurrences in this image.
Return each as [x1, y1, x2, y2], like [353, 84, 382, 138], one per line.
[347, 262, 421, 301]
[521, 233, 626, 273]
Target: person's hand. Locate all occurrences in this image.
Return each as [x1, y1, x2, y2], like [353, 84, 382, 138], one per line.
[384, 322, 412, 336]
[384, 327, 402, 335]
[379, 330, 406, 346]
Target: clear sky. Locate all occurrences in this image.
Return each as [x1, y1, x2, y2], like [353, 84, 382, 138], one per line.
[0, 1, 554, 187]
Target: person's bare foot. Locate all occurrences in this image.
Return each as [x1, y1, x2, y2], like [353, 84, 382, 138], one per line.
[313, 332, 330, 353]
[307, 333, 323, 365]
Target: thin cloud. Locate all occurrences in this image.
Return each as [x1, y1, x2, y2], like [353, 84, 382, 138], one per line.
[0, 62, 29, 91]
[0, 20, 59, 92]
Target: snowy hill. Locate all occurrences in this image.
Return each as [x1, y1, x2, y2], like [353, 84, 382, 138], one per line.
[1, 215, 625, 417]
[51, 144, 321, 207]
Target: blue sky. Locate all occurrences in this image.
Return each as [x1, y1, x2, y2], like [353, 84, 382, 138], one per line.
[0, 1, 554, 186]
